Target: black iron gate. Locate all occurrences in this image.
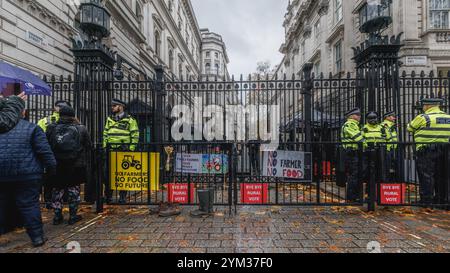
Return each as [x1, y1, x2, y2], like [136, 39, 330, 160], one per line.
[25, 65, 450, 212]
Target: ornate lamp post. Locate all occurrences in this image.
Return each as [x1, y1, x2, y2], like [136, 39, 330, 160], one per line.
[359, 0, 392, 39]
[352, 0, 404, 210]
[72, 0, 116, 147]
[352, 0, 402, 115]
[79, 0, 110, 41]
[73, 0, 115, 82]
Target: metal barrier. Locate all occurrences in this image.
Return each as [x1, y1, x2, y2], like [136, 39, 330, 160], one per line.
[22, 70, 450, 212]
[97, 142, 234, 212]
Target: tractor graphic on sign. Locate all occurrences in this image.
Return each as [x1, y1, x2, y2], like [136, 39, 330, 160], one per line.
[121, 155, 142, 170]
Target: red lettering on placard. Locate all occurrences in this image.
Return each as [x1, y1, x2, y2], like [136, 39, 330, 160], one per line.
[167, 183, 195, 204]
[240, 183, 269, 204]
[380, 183, 406, 205]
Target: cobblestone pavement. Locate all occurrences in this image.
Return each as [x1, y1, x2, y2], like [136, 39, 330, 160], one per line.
[0, 205, 449, 253]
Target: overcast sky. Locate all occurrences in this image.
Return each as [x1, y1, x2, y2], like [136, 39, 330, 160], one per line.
[191, 0, 288, 76]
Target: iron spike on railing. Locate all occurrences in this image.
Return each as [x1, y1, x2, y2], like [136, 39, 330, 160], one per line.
[411, 71, 416, 77]
[420, 71, 425, 77]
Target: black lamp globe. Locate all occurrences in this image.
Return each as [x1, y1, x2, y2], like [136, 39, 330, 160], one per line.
[79, 0, 111, 39]
[359, 0, 392, 34]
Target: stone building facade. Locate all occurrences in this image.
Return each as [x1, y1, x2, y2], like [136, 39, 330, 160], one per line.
[274, 0, 450, 79]
[0, 0, 228, 81]
[200, 28, 230, 81]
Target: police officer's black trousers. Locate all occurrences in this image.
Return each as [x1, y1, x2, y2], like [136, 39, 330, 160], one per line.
[249, 149, 260, 175]
[385, 149, 397, 183]
[416, 147, 447, 206]
[344, 150, 362, 202]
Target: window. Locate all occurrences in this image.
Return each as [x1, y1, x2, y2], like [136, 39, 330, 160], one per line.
[168, 49, 174, 71]
[168, 0, 173, 12]
[215, 63, 220, 75]
[154, 30, 161, 58]
[179, 63, 183, 79]
[438, 67, 450, 76]
[205, 63, 211, 74]
[314, 61, 321, 76]
[301, 41, 306, 62]
[206, 51, 210, 58]
[335, 40, 343, 72]
[215, 52, 219, 59]
[430, 0, 450, 29]
[314, 19, 321, 40]
[335, 0, 343, 23]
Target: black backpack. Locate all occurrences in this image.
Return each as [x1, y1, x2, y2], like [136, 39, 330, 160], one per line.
[50, 124, 81, 160]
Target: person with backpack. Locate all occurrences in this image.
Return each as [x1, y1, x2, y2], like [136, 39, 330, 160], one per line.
[37, 100, 71, 209]
[46, 105, 92, 225]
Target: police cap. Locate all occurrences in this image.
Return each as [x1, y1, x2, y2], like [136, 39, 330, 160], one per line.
[54, 100, 71, 108]
[421, 98, 444, 106]
[345, 108, 361, 117]
[366, 111, 379, 120]
[112, 98, 126, 107]
[383, 111, 396, 119]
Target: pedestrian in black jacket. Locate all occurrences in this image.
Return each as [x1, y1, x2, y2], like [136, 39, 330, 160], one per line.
[0, 96, 57, 247]
[46, 105, 92, 225]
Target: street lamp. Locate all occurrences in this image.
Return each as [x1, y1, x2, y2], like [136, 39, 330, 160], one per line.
[79, 0, 111, 41]
[359, 0, 392, 36]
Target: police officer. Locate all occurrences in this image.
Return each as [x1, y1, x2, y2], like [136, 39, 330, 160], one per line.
[363, 112, 387, 148]
[408, 98, 450, 207]
[382, 111, 398, 182]
[246, 140, 261, 175]
[341, 108, 365, 202]
[362, 112, 388, 192]
[37, 100, 71, 209]
[37, 100, 71, 132]
[103, 98, 139, 204]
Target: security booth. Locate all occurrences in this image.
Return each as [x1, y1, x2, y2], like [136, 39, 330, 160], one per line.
[127, 98, 154, 145]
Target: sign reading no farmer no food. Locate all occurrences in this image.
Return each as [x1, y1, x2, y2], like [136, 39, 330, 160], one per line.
[262, 150, 312, 182]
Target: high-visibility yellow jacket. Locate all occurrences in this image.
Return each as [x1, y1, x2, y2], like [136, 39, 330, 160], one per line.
[407, 106, 450, 151]
[37, 112, 60, 132]
[341, 119, 365, 150]
[363, 123, 388, 150]
[103, 113, 139, 151]
[382, 120, 398, 151]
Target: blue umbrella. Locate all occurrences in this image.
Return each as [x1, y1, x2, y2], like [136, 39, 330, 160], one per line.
[0, 61, 52, 96]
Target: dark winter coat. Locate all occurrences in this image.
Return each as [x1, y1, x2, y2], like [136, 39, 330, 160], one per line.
[46, 117, 92, 188]
[0, 119, 57, 182]
[0, 96, 24, 133]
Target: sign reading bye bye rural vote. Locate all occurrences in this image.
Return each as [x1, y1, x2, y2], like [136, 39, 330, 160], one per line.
[262, 150, 312, 182]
